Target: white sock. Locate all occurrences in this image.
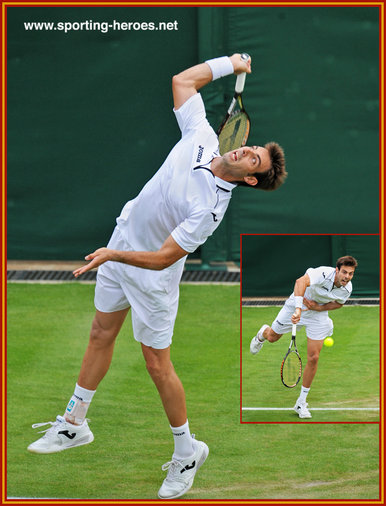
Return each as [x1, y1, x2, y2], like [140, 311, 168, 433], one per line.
[64, 383, 96, 425]
[170, 420, 194, 460]
[258, 324, 268, 342]
[298, 386, 310, 404]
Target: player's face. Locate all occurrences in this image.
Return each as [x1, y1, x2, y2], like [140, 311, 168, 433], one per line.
[223, 145, 271, 184]
[334, 265, 355, 287]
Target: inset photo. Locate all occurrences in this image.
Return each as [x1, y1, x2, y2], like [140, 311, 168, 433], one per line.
[241, 234, 380, 423]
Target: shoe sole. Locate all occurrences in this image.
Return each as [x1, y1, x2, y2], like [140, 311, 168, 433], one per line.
[27, 433, 94, 454]
[158, 442, 209, 500]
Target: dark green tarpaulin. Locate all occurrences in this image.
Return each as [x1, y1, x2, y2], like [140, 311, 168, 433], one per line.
[241, 234, 379, 297]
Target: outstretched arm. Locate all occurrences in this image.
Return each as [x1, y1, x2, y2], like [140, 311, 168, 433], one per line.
[172, 53, 251, 110]
[73, 235, 188, 278]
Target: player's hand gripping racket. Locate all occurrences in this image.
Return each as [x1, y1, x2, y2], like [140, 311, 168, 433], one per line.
[280, 324, 302, 388]
[217, 52, 251, 155]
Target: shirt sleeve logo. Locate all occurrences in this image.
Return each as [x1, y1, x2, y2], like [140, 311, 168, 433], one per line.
[196, 145, 204, 163]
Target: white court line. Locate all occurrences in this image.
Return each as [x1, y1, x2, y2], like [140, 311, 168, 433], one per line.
[242, 407, 379, 411]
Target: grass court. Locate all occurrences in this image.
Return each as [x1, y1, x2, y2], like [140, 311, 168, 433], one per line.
[6, 283, 380, 500]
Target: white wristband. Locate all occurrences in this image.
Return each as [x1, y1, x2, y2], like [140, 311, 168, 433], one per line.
[295, 296, 303, 309]
[205, 56, 234, 81]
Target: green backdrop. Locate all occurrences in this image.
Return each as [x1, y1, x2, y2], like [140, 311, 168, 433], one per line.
[7, 6, 379, 266]
[241, 234, 379, 297]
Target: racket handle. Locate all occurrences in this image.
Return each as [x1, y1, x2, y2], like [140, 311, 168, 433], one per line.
[235, 52, 250, 94]
[292, 323, 297, 336]
[235, 73, 246, 94]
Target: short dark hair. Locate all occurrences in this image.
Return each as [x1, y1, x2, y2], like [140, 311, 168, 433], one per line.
[336, 256, 358, 270]
[238, 141, 287, 191]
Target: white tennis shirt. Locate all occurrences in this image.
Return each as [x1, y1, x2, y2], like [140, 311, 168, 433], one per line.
[289, 266, 352, 307]
[116, 93, 236, 264]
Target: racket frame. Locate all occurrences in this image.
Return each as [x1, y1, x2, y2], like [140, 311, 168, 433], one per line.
[216, 53, 251, 143]
[280, 324, 302, 388]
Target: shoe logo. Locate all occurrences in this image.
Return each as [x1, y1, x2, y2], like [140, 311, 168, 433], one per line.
[58, 430, 76, 440]
[180, 461, 196, 474]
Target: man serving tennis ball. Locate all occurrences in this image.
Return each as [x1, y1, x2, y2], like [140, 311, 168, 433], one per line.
[250, 256, 357, 419]
[28, 54, 286, 499]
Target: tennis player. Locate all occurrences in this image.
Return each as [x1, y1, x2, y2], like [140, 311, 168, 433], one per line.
[28, 54, 286, 499]
[250, 256, 357, 419]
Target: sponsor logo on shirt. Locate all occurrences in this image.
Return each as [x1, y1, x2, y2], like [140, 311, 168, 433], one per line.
[196, 145, 204, 163]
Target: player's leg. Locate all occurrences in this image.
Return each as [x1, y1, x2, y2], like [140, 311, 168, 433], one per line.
[250, 326, 282, 354]
[250, 303, 295, 354]
[65, 308, 130, 423]
[141, 344, 209, 500]
[77, 308, 129, 392]
[27, 308, 129, 454]
[141, 343, 187, 428]
[294, 337, 324, 419]
[128, 261, 208, 499]
[294, 315, 333, 418]
[303, 337, 324, 388]
[67, 253, 131, 421]
[28, 229, 131, 454]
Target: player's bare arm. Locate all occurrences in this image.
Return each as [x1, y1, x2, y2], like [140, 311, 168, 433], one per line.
[291, 274, 311, 324]
[172, 53, 251, 110]
[303, 298, 343, 312]
[73, 235, 188, 277]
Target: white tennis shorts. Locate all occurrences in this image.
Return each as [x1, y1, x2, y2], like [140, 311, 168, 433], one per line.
[94, 227, 184, 349]
[271, 301, 334, 340]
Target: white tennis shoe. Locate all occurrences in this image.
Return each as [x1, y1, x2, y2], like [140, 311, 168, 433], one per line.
[250, 324, 269, 354]
[294, 401, 312, 419]
[27, 415, 94, 454]
[158, 436, 209, 499]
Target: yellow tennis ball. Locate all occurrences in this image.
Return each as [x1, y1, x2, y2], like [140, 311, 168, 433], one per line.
[324, 337, 334, 347]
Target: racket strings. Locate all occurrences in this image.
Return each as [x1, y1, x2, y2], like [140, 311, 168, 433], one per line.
[282, 351, 302, 387]
[218, 112, 250, 155]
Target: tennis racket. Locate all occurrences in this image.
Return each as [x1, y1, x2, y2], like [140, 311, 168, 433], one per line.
[217, 52, 251, 155]
[280, 324, 302, 388]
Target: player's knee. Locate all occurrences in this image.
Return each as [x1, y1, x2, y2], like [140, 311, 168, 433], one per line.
[266, 328, 281, 342]
[89, 318, 117, 347]
[307, 351, 320, 366]
[145, 355, 172, 383]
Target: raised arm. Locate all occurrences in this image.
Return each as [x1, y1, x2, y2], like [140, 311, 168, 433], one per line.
[172, 53, 251, 110]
